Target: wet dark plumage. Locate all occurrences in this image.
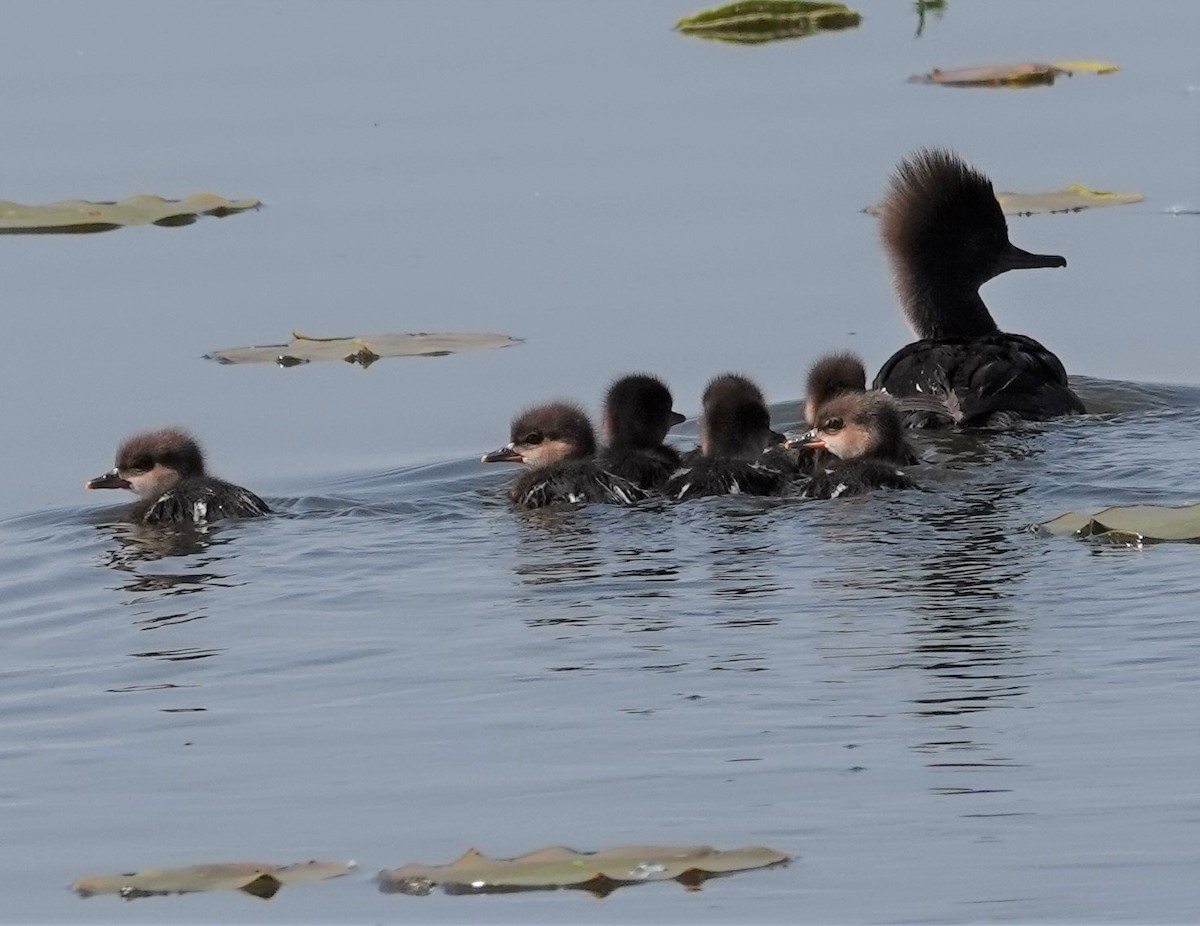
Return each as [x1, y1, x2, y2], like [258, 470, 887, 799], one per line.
[139, 478, 272, 524]
[508, 460, 645, 509]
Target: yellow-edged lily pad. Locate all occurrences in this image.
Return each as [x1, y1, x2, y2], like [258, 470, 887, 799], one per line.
[0, 194, 260, 234]
[379, 844, 790, 897]
[910, 60, 1118, 87]
[997, 184, 1143, 215]
[675, 1, 861, 45]
[864, 183, 1142, 217]
[205, 330, 522, 369]
[71, 859, 354, 900]
[1036, 503, 1200, 543]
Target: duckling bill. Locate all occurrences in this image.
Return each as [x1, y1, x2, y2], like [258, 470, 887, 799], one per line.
[873, 148, 1085, 427]
[86, 427, 270, 524]
[482, 402, 646, 509]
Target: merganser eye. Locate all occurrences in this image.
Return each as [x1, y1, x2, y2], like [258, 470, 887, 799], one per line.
[523, 432, 543, 445]
[823, 417, 844, 433]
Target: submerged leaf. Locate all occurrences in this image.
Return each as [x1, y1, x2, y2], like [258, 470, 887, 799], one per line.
[71, 859, 353, 900]
[864, 183, 1142, 217]
[910, 60, 1119, 87]
[0, 194, 260, 234]
[1036, 503, 1200, 543]
[379, 843, 789, 897]
[205, 331, 522, 369]
[912, 0, 947, 39]
[675, 1, 861, 45]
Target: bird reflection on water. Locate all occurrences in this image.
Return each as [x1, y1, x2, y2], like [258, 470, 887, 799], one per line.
[92, 521, 245, 681]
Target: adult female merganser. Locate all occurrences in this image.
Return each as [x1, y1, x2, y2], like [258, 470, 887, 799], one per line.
[85, 427, 270, 523]
[481, 402, 646, 509]
[872, 148, 1085, 427]
[596, 373, 686, 491]
[796, 391, 917, 498]
[664, 374, 788, 500]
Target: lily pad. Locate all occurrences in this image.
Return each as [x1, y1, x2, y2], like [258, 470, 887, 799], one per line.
[995, 184, 1143, 215]
[909, 60, 1118, 88]
[379, 844, 790, 897]
[0, 194, 260, 234]
[1036, 503, 1200, 543]
[675, 1, 861, 45]
[205, 330, 522, 369]
[71, 859, 354, 900]
[864, 184, 1142, 217]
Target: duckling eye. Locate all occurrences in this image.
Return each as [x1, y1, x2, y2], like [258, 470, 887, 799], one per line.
[522, 432, 543, 445]
[822, 417, 844, 433]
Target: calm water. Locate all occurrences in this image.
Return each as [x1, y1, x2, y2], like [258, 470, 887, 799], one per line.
[2, 1, 1198, 923]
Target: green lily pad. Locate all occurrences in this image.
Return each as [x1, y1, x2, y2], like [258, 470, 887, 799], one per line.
[205, 330, 522, 369]
[0, 193, 260, 234]
[864, 183, 1142, 217]
[71, 859, 354, 900]
[675, 1, 861, 45]
[909, 60, 1118, 88]
[1036, 503, 1200, 543]
[379, 844, 790, 897]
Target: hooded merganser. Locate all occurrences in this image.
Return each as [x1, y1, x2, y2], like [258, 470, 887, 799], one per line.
[481, 402, 646, 509]
[796, 391, 917, 498]
[664, 374, 788, 500]
[769, 351, 874, 476]
[793, 352, 921, 467]
[596, 373, 686, 491]
[85, 427, 270, 523]
[804, 351, 868, 426]
[872, 148, 1085, 428]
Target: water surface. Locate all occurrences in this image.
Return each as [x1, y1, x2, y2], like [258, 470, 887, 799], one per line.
[2, 1, 1198, 922]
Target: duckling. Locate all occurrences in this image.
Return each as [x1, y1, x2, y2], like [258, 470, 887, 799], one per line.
[873, 148, 1085, 427]
[481, 402, 646, 509]
[86, 427, 270, 524]
[804, 351, 868, 426]
[664, 374, 788, 500]
[596, 374, 685, 491]
[796, 392, 917, 498]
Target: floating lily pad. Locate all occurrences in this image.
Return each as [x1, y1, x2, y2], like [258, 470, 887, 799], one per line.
[1036, 503, 1200, 543]
[379, 844, 790, 897]
[910, 60, 1118, 87]
[864, 184, 1142, 217]
[0, 194, 260, 234]
[675, 1, 861, 45]
[995, 184, 1143, 215]
[71, 859, 354, 900]
[205, 330, 522, 369]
